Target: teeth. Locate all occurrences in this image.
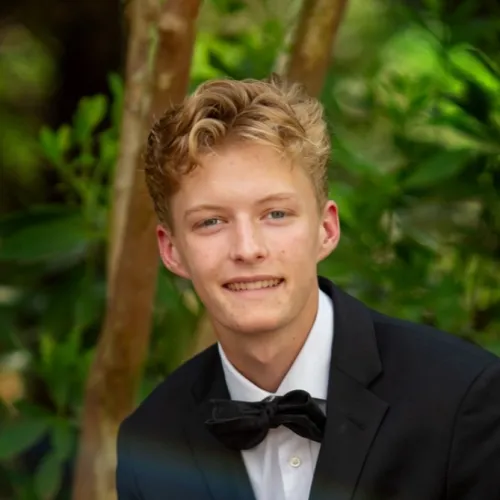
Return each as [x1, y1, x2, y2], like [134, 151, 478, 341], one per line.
[226, 279, 282, 291]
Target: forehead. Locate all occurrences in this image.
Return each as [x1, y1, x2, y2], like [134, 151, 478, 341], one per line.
[175, 143, 313, 206]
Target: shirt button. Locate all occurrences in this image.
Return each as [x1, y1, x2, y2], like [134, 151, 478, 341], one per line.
[289, 456, 301, 468]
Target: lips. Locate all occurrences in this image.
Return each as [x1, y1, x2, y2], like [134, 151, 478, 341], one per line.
[224, 278, 284, 291]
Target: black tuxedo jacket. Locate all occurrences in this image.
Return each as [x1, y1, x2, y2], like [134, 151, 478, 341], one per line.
[116, 277, 500, 500]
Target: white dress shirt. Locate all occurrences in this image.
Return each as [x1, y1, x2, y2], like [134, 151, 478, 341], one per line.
[218, 288, 334, 500]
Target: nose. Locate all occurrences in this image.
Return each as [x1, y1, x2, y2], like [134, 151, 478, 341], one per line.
[229, 218, 268, 263]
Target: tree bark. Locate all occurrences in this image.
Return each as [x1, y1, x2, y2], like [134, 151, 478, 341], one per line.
[150, 0, 200, 117]
[285, 0, 349, 96]
[107, 0, 156, 285]
[72, 1, 201, 500]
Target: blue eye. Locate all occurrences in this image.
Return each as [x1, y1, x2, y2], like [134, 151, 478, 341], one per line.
[268, 210, 286, 219]
[200, 218, 221, 228]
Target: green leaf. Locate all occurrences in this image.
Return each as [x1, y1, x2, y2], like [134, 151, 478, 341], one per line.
[12, 402, 53, 421]
[405, 121, 497, 153]
[430, 106, 488, 142]
[73, 95, 108, 144]
[380, 26, 442, 81]
[39, 333, 55, 368]
[0, 210, 90, 262]
[79, 153, 95, 167]
[39, 127, 62, 166]
[449, 46, 500, 94]
[108, 72, 124, 128]
[0, 417, 49, 460]
[34, 451, 63, 500]
[51, 421, 74, 461]
[57, 125, 72, 156]
[404, 151, 470, 189]
[98, 131, 119, 170]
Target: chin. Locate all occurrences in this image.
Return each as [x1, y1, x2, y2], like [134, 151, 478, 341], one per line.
[225, 313, 287, 335]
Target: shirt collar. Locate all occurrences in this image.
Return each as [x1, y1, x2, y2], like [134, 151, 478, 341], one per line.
[219, 287, 334, 402]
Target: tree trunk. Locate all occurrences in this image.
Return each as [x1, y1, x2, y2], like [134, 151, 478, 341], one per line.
[184, 0, 349, 361]
[72, 1, 201, 500]
[285, 0, 349, 96]
[107, 0, 156, 285]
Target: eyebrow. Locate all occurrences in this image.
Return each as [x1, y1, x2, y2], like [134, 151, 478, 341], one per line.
[183, 192, 298, 220]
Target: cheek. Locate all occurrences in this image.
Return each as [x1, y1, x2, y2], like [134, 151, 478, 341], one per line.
[191, 252, 215, 274]
[273, 230, 317, 263]
[183, 244, 223, 279]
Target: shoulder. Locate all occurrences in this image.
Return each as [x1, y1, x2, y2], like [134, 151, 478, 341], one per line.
[119, 343, 218, 438]
[371, 309, 498, 389]
[116, 345, 219, 496]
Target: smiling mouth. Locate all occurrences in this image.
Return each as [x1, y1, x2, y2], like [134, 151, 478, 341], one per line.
[224, 278, 284, 292]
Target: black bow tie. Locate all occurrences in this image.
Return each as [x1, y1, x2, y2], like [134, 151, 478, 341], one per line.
[205, 389, 326, 451]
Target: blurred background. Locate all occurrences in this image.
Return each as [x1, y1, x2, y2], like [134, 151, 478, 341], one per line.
[1, 0, 500, 498]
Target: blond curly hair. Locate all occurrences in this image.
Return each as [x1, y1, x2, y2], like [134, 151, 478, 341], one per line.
[144, 74, 331, 230]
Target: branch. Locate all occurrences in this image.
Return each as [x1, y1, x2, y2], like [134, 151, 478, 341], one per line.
[285, 0, 349, 96]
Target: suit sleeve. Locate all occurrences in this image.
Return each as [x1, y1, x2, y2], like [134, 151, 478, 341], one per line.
[116, 420, 142, 500]
[446, 359, 500, 499]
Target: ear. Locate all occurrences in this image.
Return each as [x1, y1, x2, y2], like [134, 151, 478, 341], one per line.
[157, 224, 191, 279]
[317, 201, 340, 262]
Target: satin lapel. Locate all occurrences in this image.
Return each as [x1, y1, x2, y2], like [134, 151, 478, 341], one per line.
[309, 278, 390, 500]
[185, 347, 255, 500]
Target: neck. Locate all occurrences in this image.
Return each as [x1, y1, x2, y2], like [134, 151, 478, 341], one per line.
[216, 289, 319, 393]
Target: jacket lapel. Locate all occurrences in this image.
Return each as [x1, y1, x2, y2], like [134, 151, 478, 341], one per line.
[185, 346, 255, 500]
[309, 278, 389, 500]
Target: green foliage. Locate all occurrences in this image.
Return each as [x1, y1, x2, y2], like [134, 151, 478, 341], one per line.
[0, 417, 49, 461]
[0, 208, 90, 262]
[0, 407, 74, 499]
[34, 450, 63, 500]
[319, 10, 500, 353]
[0, 75, 122, 499]
[191, 11, 284, 85]
[0, 25, 55, 186]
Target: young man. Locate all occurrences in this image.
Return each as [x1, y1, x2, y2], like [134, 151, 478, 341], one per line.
[116, 75, 500, 500]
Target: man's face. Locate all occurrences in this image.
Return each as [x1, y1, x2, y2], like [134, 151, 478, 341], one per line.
[157, 142, 340, 337]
